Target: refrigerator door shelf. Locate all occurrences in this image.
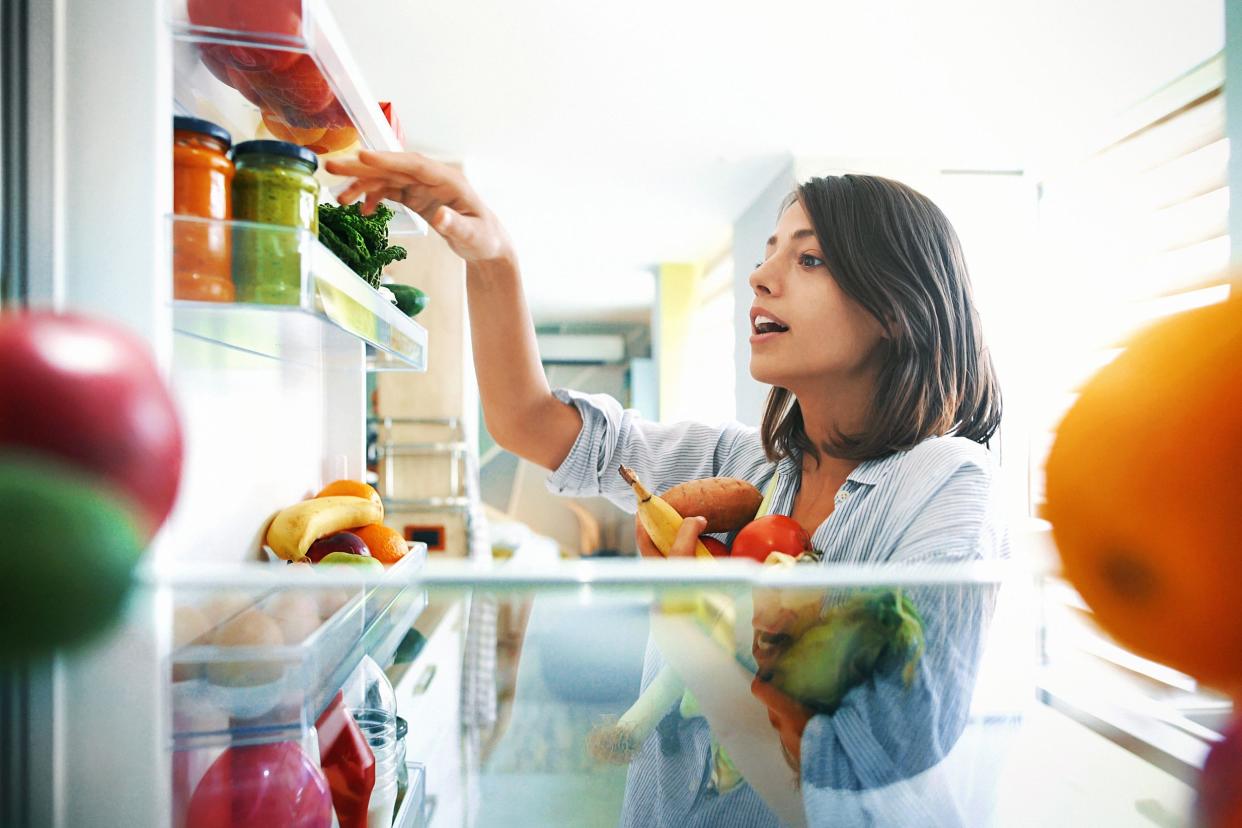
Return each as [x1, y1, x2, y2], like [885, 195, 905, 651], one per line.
[169, 0, 425, 234]
[171, 216, 428, 371]
[169, 542, 429, 750]
[394, 762, 428, 828]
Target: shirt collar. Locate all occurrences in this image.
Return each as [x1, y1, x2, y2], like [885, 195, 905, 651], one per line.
[777, 449, 901, 487]
[847, 451, 902, 486]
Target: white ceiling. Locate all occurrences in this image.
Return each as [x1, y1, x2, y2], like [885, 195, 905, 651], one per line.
[329, 0, 1224, 322]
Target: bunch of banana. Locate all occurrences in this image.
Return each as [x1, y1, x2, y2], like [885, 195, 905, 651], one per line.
[265, 496, 383, 561]
[619, 465, 715, 559]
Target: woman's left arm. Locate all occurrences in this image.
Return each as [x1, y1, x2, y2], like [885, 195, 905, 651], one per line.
[753, 459, 1006, 792]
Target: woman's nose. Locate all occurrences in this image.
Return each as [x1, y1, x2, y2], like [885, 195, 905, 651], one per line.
[749, 261, 775, 296]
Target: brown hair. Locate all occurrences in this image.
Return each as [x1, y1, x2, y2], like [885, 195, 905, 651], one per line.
[761, 174, 1002, 463]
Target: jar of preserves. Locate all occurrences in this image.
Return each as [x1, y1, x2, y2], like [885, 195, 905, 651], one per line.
[172, 116, 234, 302]
[230, 140, 320, 304]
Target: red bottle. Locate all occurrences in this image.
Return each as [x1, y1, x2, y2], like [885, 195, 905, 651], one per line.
[315, 691, 376, 828]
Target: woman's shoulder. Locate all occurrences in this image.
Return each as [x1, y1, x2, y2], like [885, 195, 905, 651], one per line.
[880, 436, 998, 498]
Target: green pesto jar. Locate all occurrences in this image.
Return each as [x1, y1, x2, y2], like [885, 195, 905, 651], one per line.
[231, 140, 320, 304]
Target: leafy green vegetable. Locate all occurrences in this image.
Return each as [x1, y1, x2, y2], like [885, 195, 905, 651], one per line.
[317, 202, 408, 288]
[768, 588, 925, 713]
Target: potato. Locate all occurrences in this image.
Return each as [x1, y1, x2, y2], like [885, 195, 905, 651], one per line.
[635, 477, 762, 558]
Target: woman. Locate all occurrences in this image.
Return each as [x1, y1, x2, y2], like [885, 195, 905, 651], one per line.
[327, 152, 1008, 826]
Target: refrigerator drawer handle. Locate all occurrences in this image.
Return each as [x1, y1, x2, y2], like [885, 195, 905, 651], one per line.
[410, 664, 437, 696]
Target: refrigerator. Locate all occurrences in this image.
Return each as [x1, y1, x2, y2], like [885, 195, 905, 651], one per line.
[0, 0, 1230, 826]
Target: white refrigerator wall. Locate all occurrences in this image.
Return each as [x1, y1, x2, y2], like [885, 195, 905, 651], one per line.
[166, 333, 366, 563]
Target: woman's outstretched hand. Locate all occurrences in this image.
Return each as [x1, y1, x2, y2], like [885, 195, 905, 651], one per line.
[324, 150, 514, 264]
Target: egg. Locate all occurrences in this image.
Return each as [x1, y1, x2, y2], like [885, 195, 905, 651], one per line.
[266, 591, 321, 645]
[205, 609, 285, 687]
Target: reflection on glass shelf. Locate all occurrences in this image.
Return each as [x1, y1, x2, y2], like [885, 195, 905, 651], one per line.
[169, 0, 425, 234]
[171, 216, 426, 370]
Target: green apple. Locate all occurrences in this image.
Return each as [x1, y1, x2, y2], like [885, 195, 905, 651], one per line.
[0, 455, 144, 662]
[318, 551, 383, 572]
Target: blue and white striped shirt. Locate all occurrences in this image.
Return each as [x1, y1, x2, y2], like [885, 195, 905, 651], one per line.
[545, 388, 1010, 827]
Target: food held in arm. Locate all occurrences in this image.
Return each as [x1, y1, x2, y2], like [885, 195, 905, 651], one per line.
[634, 476, 763, 558]
[619, 466, 714, 559]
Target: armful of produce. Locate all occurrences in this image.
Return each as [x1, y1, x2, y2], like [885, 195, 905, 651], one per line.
[590, 467, 926, 791]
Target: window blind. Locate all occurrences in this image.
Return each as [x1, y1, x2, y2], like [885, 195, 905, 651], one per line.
[1031, 54, 1232, 515]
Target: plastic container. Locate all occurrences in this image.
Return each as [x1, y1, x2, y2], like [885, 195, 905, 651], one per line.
[342, 655, 396, 717]
[173, 115, 234, 301]
[231, 139, 320, 304]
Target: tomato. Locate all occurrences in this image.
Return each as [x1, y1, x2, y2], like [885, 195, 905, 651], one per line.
[730, 515, 811, 563]
[187, 0, 302, 72]
[262, 55, 335, 115]
[701, 537, 730, 558]
[0, 312, 184, 536]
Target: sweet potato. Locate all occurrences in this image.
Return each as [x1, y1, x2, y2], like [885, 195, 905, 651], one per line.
[635, 477, 762, 558]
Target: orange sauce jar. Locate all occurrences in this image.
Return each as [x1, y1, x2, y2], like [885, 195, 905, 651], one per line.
[173, 116, 235, 301]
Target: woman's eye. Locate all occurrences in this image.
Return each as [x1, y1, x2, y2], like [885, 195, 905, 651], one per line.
[753, 261, 764, 271]
[798, 254, 825, 268]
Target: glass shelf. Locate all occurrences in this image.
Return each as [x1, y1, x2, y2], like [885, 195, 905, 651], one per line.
[171, 216, 427, 370]
[170, 543, 428, 745]
[169, 0, 425, 234]
[143, 558, 1216, 826]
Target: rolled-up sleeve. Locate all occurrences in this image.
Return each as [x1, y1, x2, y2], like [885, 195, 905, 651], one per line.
[545, 388, 751, 514]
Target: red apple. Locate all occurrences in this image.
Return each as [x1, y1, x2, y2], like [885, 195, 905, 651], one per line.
[0, 312, 183, 536]
[305, 531, 368, 563]
[1198, 716, 1242, 828]
[186, 741, 331, 828]
[701, 537, 730, 558]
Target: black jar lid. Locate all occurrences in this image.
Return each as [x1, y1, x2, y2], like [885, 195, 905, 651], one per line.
[395, 716, 408, 741]
[173, 116, 231, 148]
[232, 139, 319, 171]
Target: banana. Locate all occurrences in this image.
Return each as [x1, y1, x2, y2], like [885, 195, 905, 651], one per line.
[618, 466, 713, 559]
[265, 496, 383, 561]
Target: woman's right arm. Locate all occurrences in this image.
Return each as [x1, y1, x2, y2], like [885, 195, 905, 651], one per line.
[324, 151, 583, 470]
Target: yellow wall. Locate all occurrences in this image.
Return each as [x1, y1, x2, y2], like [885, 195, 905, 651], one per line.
[657, 261, 703, 421]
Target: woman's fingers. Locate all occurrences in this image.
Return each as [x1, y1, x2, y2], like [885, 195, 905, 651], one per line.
[324, 150, 452, 187]
[667, 516, 708, 558]
[336, 177, 393, 206]
[635, 522, 662, 558]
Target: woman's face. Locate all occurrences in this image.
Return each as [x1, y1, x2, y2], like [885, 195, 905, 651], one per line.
[748, 200, 887, 390]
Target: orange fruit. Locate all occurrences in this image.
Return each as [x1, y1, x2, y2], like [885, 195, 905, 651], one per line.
[307, 125, 358, 154]
[351, 523, 407, 566]
[260, 110, 325, 146]
[1045, 296, 1242, 690]
[316, 480, 382, 510]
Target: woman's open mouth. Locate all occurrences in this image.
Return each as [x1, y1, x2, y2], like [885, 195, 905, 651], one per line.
[750, 307, 790, 345]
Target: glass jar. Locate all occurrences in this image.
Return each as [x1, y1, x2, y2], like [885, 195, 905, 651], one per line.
[393, 716, 409, 809]
[172, 116, 234, 302]
[350, 708, 398, 828]
[230, 139, 320, 304]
